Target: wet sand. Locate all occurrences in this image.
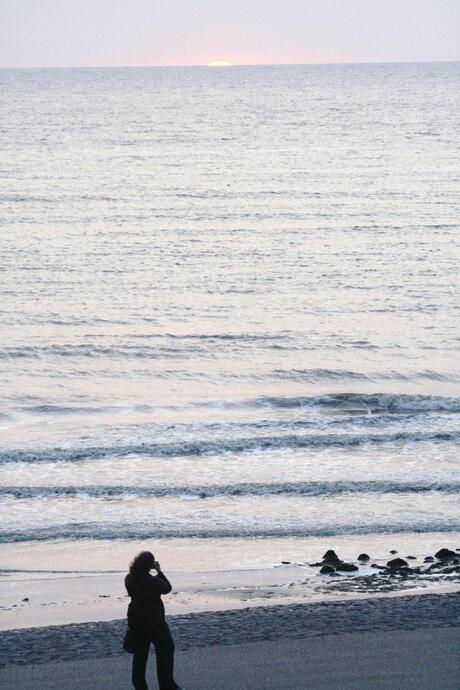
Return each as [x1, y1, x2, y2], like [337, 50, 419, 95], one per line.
[2, 533, 459, 629]
[0, 594, 459, 689]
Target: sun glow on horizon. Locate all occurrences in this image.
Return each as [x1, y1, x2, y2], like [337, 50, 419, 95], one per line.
[207, 59, 233, 67]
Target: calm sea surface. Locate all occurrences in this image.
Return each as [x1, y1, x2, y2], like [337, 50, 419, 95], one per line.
[0, 63, 459, 546]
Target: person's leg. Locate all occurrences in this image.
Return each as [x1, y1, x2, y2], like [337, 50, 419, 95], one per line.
[152, 622, 178, 690]
[132, 637, 151, 690]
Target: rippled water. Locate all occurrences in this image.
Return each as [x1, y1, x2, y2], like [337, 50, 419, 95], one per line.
[1, 63, 459, 546]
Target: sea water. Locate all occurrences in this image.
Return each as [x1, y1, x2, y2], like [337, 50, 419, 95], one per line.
[0, 63, 459, 556]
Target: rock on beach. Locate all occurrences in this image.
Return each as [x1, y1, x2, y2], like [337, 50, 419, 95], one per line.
[386, 558, 409, 570]
[435, 548, 457, 561]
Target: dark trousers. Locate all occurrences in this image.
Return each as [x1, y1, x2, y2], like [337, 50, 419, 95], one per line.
[132, 622, 177, 690]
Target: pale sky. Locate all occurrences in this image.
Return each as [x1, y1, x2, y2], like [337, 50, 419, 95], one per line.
[1, 0, 459, 68]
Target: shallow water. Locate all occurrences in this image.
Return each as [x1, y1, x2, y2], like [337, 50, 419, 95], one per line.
[0, 62, 459, 549]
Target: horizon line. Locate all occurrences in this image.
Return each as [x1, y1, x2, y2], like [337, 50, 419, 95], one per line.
[1, 58, 459, 70]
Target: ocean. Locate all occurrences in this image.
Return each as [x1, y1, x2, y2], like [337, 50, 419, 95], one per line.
[1, 62, 459, 555]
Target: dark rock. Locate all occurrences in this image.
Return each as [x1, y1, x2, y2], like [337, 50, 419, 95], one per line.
[319, 564, 336, 574]
[424, 556, 435, 562]
[309, 562, 324, 567]
[389, 550, 398, 554]
[358, 553, 370, 561]
[336, 563, 359, 572]
[406, 555, 417, 560]
[281, 561, 291, 565]
[322, 550, 341, 564]
[22, 597, 29, 602]
[386, 558, 408, 569]
[434, 548, 457, 561]
[324, 558, 343, 566]
[371, 564, 387, 570]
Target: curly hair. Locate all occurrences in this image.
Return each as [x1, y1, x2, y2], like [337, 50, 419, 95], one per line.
[129, 551, 155, 579]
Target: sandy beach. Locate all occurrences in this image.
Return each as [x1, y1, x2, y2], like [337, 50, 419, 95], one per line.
[1, 592, 459, 689]
[1, 629, 459, 690]
[1, 538, 459, 688]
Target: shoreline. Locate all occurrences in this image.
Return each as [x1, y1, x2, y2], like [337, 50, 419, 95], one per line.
[1, 532, 459, 630]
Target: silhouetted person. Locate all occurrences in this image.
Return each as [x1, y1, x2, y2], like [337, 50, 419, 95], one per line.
[125, 551, 182, 690]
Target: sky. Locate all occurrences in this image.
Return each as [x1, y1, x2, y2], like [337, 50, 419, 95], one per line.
[1, 0, 459, 68]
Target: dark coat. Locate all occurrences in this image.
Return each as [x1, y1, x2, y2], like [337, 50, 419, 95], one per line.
[125, 571, 172, 637]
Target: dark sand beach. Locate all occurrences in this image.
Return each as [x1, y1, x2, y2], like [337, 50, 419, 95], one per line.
[1, 593, 459, 689]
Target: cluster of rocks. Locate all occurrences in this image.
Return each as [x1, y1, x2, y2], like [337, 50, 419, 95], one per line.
[310, 550, 361, 575]
[312, 547, 460, 577]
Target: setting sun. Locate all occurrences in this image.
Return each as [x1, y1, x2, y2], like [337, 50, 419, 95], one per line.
[207, 59, 233, 67]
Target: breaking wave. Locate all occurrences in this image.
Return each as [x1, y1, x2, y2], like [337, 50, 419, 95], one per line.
[1, 521, 458, 544]
[1, 429, 459, 465]
[2, 480, 459, 500]
[251, 393, 460, 414]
